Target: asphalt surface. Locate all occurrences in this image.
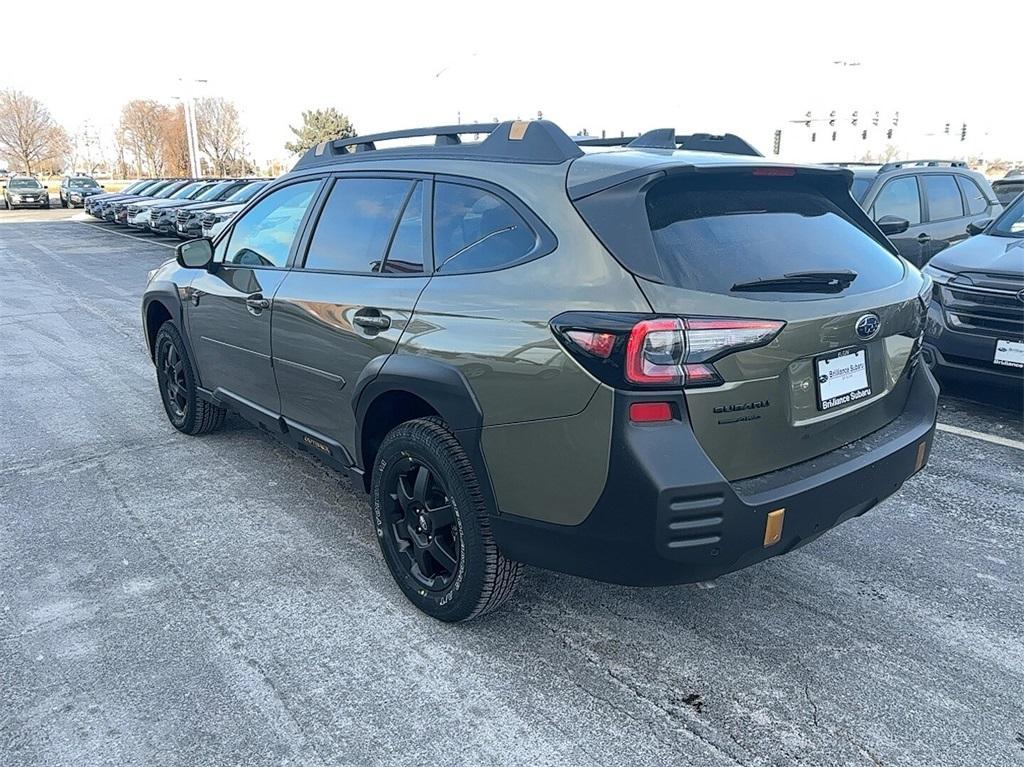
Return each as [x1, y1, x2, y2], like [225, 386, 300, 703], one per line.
[1, 217, 1022, 767]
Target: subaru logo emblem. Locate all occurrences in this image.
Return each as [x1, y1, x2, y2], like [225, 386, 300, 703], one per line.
[855, 313, 881, 340]
[1017, 289, 1024, 304]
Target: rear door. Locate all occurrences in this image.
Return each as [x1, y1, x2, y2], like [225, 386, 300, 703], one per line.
[577, 169, 925, 481]
[186, 178, 323, 420]
[271, 174, 431, 462]
[869, 175, 926, 265]
[919, 173, 968, 263]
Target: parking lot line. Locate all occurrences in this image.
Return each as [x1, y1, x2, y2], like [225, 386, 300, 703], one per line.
[936, 422, 1024, 451]
[76, 221, 176, 249]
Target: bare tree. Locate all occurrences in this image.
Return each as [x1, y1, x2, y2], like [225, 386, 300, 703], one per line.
[161, 105, 191, 177]
[0, 90, 68, 173]
[119, 100, 171, 176]
[195, 97, 245, 175]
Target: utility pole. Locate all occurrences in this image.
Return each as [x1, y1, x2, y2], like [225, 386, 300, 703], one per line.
[176, 78, 207, 177]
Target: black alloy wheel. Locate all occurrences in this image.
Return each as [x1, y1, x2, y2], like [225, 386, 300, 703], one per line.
[159, 340, 189, 426]
[383, 456, 461, 591]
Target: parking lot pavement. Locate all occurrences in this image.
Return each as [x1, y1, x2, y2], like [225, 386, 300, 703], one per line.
[1, 221, 1022, 767]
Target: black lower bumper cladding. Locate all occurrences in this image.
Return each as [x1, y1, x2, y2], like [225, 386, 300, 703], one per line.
[491, 366, 939, 586]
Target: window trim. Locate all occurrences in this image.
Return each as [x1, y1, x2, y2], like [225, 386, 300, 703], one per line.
[429, 173, 557, 276]
[920, 173, 966, 224]
[870, 174, 922, 226]
[295, 171, 433, 278]
[216, 175, 327, 272]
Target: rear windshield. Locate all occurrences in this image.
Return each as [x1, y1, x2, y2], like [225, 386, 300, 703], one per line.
[645, 177, 905, 297]
[850, 177, 872, 202]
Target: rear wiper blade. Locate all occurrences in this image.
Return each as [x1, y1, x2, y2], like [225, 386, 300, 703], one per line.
[731, 270, 858, 293]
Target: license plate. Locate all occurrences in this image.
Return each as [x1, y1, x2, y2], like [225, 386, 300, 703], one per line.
[815, 348, 872, 411]
[994, 339, 1024, 368]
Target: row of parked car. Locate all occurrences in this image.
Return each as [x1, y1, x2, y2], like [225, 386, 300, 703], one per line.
[81, 176, 271, 239]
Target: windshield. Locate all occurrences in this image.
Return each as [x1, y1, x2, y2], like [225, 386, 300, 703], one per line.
[226, 181, 267, 203]
[850, 177, 872, 202]
[196, 181, 235, 201]
[153, 182, 186, 198]
[990, 195, 1024, 237]
[170, 182, 206, 199]
[9, 178, 43, 190]
[645, 176, 905, 297]
[69, 178, 100, 189]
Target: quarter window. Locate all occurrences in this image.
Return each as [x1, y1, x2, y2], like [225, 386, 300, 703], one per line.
[304, 178, 414, 273]
[224, 180, 319, 268]
[922, 175, 964, 221]
[872, 176, 921, 225]
[433, 182, 537, 273]
[381, 182, 424, 274]
[956, 176, 988, 215]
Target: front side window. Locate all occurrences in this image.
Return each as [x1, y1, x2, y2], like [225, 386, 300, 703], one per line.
[956, 176, 988, 215]
[433, 183, 537, 273]
[303, 178, 414, 273]
[224, 181, 320, 268]
[872, 176, 921, 224]
[991, 195, 1024, 237]
[922, 175, 964, 221]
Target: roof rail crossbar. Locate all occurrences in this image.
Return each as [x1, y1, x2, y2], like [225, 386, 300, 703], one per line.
[293, 120, 585, 169]
[879, 159, 968, 172]
[625, 129, 761, 157]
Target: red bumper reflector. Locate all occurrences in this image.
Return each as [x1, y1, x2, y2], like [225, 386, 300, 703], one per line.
[629, 402, 673, 423]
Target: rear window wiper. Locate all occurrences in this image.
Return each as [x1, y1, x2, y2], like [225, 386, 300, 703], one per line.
[731, 270, 858, 293]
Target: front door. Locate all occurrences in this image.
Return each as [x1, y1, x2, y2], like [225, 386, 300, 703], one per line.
[271, 176, 431, 462]
[187, 179, 322, 417]
[870, 175, 926, 265]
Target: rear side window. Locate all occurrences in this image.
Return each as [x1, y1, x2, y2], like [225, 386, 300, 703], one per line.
[645, 177, 905, 297]
[433, 182, 537, 273]
[922, 175, 964, 221]
[304, 178, 414, 273]
[872, 176, 921, 224]
[956, 176, 988, 215]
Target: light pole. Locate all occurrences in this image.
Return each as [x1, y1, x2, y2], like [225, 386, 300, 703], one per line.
[175, 78, 207, 177]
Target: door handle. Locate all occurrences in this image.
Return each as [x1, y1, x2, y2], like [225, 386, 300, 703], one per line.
[245, 295, 271, 314]
[353, 312, 391, 331]
[917, 233, 931, 242]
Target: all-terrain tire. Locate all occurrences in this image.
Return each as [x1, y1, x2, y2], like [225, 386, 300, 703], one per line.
[154, 321, 226, 436]
[372, 416, 523, 622]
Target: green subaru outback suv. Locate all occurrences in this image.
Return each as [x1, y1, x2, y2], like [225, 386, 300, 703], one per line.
[142, 120, 938, 621]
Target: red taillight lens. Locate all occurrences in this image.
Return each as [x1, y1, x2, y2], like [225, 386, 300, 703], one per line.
[752, 167, 796, 176]
[629, 402, 673, 423]
[625, 318, 686, 385]
[565, 329, 616, 359]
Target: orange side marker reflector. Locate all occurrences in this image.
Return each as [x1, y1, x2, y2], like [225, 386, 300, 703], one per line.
[915, 441, 928, 473]
[764, 508, 785, 547]
[508, 121, 529, 141]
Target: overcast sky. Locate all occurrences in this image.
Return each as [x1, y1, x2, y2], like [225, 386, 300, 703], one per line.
[4, 0, 1022, 166]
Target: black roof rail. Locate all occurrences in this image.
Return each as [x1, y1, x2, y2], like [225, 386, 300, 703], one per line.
[626, 129, 762, 157]
[878, 159, 968, 172]
[292, 120, 585, 169]
[574, 136, 638, 147]
[820, 161, 883, 167]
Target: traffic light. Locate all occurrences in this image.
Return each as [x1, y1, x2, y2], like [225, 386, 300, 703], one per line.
[873, 111, 879, 127]
[829, 110, 836, 127]
[851, 111, 858, 126]
[832, 131, 837, 142]
[944, 122, 950, 134]
[773, 129, 782, 155]
[892, 111, 900, 127]
[886, 128, 893, 139]
[804, 111, 811, 128]
[811, 132, 816, 142]
[960, 123, 967, 141]
[861, 130, 867, 140]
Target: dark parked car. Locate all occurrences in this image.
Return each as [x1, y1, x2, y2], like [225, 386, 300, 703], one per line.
[154, 179, 261, 237]
[922, 194, 1024, 386]
[59, 175, 104, 207]
[169, 178, 270, 237]
[3, 175, 49, 209]
[87, 179, 172, 219]
[992, 176, 1024, 206]
[826, 160, 1002, 267]
[109, 180, 192, 223]
[143, 120, 937, 621]
[126, 180, 221, 230]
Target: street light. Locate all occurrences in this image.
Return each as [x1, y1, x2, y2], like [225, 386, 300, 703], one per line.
[174, 78, 207, 177]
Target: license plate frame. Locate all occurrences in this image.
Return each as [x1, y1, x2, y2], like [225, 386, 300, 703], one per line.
[993, 339, 1024, 369]
[814, 347, 872, 411]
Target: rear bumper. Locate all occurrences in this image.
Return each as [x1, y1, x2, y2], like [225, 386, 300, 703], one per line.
[490, 366, 938, 586]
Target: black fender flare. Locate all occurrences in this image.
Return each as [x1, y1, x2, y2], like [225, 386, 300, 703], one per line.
[351, 354, 498, 512]
[142, 284, 202, 383]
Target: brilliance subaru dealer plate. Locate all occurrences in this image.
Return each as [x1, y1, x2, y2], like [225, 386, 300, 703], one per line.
[993, 339, 1024, 368]
[815, 347, 872, 411]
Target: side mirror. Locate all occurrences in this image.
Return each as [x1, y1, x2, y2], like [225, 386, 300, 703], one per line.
[176, 238, 214, 270]
[966, 219, 992, 236]
[876, 215, 911, 236]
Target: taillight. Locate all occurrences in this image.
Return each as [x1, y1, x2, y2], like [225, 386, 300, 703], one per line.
[552, 312, 785, 390]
